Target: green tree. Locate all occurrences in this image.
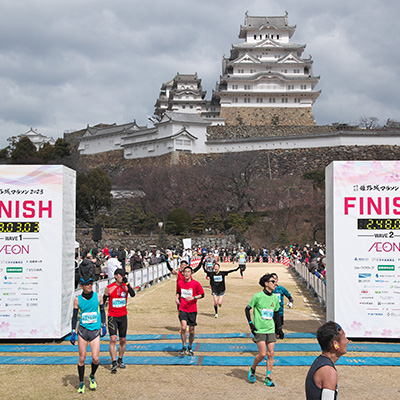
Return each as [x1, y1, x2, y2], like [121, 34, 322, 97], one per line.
[11, 137, 37, 163]
[225, 213, 248, 234]
[191, 212, 206, 233]
[37, 142, 56, 162]
[166, 208, 191, 235]
[54, 138, 71, 158]
[76, 168, 112, 224]
[276, 230, 289, 248]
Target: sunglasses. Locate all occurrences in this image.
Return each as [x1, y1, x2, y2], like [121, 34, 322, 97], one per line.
[83, 282, 93, 286]
[268, 280, 277, 284]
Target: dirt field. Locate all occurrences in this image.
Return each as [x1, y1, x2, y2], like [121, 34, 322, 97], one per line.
[1, 263, 399, 399]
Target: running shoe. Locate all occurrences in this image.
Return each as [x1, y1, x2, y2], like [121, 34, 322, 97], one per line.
[89, 375, 97, 390]
[187, 347, 194, 356]
[179, 347, 187, 357]
[264, 376, 275, 387]
[77, 382, 85, 393]
[111, 363, 118, 374]
[248, 367, 256, 383]
[241, 276, 244, 279]
[117, 359, 126, 369]
[214, 313, 218, 318]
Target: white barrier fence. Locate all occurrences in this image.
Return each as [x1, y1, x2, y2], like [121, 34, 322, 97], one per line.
[291, 260, 326, 307]
[74, 260, 176, 296]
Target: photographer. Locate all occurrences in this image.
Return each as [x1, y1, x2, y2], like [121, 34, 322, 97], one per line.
[103, 268, 135, 373]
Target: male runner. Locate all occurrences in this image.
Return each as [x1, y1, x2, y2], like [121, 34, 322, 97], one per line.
[245, 273, 283, 387]
[305, 321, 349, 399]
[236, 247, 248, 278]
[70, 278, 107, 393]
[103, 268, 135, 373]
[203, 262, 239, 317]
[271, 273, 294, 325]
[176, 266, 204, 356]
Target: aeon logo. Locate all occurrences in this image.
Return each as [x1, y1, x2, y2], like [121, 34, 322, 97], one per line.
[368, 242, 400, 252]
[0, 245, 30, 255]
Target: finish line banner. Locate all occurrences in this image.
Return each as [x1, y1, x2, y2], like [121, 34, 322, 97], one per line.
[326, 161, 400, 339]
[0, 165, 76, 339]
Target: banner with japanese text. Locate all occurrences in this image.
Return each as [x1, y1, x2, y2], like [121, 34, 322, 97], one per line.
[326, 161, 400, 338]
[0, 165, 76, 339]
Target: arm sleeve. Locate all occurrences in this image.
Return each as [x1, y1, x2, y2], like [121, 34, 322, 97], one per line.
[100, 304, 106, 325]
[283, 287, 292, 300]
[273, 311, 282, 330]
[71, 308, 78, 331]
[193, 254, 206, 273]
[245, 305, 252, 323]
[166, 259, 173, 272]
[226, 266, 241, 274]
[102, 293, 108, 305]
[321, 389, 335, 400]
[127, 284, 135, 297]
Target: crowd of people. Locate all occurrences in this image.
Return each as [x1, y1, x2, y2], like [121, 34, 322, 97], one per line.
[72, 240, 346, 397]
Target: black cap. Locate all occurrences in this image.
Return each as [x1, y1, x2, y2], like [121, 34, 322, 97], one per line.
[114, 268, 126, 276]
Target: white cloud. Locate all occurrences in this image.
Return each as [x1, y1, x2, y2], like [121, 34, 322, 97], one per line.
[0, 0, 399, 146]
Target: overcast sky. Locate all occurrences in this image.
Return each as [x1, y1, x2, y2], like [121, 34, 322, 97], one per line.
[1, 0, 399, 147]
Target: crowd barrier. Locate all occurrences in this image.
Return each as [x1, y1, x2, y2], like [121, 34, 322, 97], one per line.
[291, 260, 326, 307]
[74, 259, 176, 296]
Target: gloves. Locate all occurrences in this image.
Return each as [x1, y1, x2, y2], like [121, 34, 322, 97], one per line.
[101, 324, 107, 337]
[70, 331, 77, 345]
[287, 302, 293, 308]
[276, 328, 284, 340]
[122, 276, 128, 283]
[249, 322, 256, 335]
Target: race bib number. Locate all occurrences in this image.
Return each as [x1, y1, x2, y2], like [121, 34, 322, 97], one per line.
[181, 288, 193, 299]
[81, 312, 98, 324]
[112, 298, 126, 308]
[214, 275, 223, 282]
[261, 308, 273, 320]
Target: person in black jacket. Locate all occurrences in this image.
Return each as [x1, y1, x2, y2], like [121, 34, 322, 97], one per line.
[203, 262, 240, 318]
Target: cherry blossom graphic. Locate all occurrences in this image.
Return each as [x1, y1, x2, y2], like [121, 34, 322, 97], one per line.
[351, 321, 362, 331]
[0, 322, 10, 331]
[382, 329, 392, 337]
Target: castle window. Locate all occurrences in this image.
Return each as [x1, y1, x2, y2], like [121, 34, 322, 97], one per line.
[254, 35, 257, 39]
[182, 105, 186, 109]
[281, 98, 288, 103]
[277, 35, 280, 39]
[301, 85, 307, 90]
[269, 98, 275, 103]
[271, 34, 274, 39]
[234, 98, 238, 103]
[256, 98, 263, 103]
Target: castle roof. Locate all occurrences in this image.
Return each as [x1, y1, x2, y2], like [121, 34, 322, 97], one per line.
[158, 111, 210, 126]
[82, 121, 144, 139]
[239, 13, 296, 39]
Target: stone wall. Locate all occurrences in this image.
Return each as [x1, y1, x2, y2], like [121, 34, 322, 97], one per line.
[76, 229, 236, 252]
[219, 106, 316, 126]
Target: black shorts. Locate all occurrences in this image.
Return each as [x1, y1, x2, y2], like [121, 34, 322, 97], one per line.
[108, 315, 128, 337]
[178, 311, 197, 326]
[78, 325, 100, 342]
[239, 264, 246, 271]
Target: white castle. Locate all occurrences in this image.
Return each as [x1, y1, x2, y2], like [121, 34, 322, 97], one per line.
[76, 13, 397, 158]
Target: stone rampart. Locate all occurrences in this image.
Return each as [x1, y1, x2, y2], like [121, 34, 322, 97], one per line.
[219, 106, 316, 126]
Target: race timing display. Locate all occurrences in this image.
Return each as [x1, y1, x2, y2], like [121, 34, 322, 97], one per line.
[0, 221, 39, 233]
[358, 219, 400, 230]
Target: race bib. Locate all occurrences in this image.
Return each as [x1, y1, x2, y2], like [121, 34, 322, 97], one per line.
[181, 288, 193, 299]
[81, 312, 98, 324]
[261, 308, 273, 320]
[214, 275, 223, 282]
[112, 298, 126, 308]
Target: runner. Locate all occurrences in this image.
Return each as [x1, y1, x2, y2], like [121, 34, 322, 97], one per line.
[204, 251, 216, 280]
[236, 247, 248, 279]
[103, 268, 136, 373]
[271, 272, 294, 326]
[203, 262, 240, 318]
[305, 321, 349, 399]
[245, 273, 284, 387]
[70, 278, 107, 393]
[176, 266, 204, 356]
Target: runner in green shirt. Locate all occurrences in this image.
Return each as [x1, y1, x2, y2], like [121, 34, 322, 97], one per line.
[245, 273, 284, 387]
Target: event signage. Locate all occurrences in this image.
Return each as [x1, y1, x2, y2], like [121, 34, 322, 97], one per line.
[326, 161, 400, 338]
[0, 165, 76, 339]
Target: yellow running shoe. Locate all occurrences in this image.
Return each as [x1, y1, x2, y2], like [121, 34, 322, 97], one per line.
[77, 382, 85, 393]
[89, 375, 97, 390]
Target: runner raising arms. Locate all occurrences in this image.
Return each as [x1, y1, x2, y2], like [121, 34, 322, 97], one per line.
[70, 279, 107, 393]
[203, 262, 239, 318]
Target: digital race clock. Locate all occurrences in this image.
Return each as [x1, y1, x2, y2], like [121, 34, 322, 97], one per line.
[358, 219, 400, 230]
[0, 221, 39, 233]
